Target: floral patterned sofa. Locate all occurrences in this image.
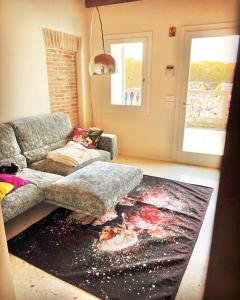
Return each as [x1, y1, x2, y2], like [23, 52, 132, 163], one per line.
[0, 113, 118, 222]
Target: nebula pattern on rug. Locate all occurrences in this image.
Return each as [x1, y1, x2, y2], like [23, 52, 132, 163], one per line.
[8, 175, 213, 300]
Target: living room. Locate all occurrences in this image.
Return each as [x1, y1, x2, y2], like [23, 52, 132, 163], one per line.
[0, 0, 239, 299]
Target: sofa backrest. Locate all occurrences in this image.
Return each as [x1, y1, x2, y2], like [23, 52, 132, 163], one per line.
[0, 123, 27, 168]
[9, 112, 73, 165]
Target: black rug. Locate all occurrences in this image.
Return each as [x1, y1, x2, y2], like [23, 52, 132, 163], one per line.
[8, 175, 213, 300]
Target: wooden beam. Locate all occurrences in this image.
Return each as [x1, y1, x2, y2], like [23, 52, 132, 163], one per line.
[85, 0, 141, 8]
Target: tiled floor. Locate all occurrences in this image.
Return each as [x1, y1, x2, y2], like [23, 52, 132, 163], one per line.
[5, 156, 220, 300]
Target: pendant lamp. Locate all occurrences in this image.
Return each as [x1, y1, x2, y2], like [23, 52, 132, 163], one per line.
[89, 7, 117, 76]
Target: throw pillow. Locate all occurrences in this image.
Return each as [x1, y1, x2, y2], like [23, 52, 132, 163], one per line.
[0, 174, 30, 190]
[0, 182, 14, 201]
[72, 127, 103, 149]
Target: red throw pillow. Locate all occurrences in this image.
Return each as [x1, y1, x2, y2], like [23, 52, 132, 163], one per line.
[72, 127, 103, 149]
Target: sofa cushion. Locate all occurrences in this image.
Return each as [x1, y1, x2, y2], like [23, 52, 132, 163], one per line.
[29, 149, 111, 176]
[19, 168, 63, 189]
[0, 123, 27, 168]
[9, 112, 72, 164]
[2, 184, 43, 222]
[45, 161, 143, 217]
[1, 168, 62, 222]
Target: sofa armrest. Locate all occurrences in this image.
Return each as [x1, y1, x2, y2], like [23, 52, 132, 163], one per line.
[98, 133, 118, 159]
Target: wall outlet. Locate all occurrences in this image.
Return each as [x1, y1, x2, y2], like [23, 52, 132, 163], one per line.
[166, 101, 175, 108]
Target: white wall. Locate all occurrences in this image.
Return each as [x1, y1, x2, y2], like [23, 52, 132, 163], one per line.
[91, 0, 238, 161]
[0, 0, 91, 124]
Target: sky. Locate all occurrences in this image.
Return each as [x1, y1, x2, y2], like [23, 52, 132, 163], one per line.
[124, 43, 143, 60]
[111, 42, 143, 61]
[191, 35, 239, 63]
[111, 35, 239, 63]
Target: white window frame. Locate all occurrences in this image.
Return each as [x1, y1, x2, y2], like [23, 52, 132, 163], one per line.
[105, 32, 152, 114]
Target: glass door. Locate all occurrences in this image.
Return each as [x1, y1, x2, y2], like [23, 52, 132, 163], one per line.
[176, 27, 239, 168]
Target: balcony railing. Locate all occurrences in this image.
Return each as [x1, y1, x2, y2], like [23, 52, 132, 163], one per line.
[185, 82, 232, 129]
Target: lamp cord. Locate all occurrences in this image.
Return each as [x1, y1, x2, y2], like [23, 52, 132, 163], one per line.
[96, 6, 105, 53]
[88, 6, 106, 126]
[89, 7, 95, 126]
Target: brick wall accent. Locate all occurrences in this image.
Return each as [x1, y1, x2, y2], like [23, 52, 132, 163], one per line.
[43, 28, 80, 127]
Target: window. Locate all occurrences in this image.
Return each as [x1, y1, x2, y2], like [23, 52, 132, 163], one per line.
[111, 42, 143, 106]
[106, 32, 152, 113]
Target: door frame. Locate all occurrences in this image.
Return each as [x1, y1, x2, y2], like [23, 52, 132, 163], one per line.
[173, 22, 238, 168]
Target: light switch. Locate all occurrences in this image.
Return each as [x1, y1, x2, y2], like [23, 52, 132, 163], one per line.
[165, 95, 175, 102]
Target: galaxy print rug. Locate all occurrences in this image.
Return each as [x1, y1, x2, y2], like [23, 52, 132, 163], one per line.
[8, 175, 213, 300]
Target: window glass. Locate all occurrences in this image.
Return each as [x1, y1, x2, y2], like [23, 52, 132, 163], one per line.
[110, 42, 143, 106]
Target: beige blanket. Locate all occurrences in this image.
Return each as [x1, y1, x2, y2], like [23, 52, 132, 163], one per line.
[47, 141, 101, 167]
